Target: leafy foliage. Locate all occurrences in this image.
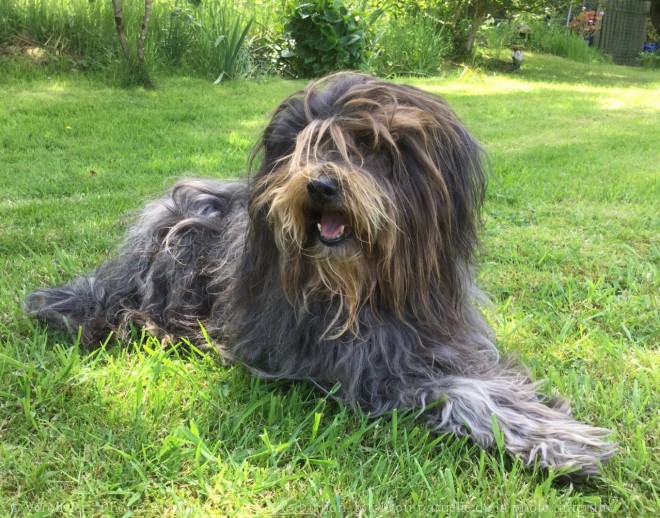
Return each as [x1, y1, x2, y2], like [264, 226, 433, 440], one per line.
[284, 0, 368, 77]
[369, 14, 452, 77]
[0, 1, 638, 79]
[640, 50, 660, 69]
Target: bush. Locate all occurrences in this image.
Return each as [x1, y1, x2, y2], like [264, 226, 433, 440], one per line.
[284, 0, 368, 77]
[0, 0, 256, 81]
[640, 50, 660, 68]
[369, 14, 452, 77]
[484, 17, 604, 64]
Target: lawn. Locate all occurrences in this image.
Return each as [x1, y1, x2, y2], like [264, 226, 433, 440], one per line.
[1, 54, 658, 516]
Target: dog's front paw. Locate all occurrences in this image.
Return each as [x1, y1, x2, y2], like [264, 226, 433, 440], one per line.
[428, 374, 615, 478]
[511, 419, 616, 477]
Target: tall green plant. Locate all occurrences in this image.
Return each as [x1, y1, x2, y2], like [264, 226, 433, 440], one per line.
[210, 15, 253, 83]
[369, 14, 452, 77]
[484, 18, 603, 64]
[192, 1, 254, 82]
[157, 1, 200, 67]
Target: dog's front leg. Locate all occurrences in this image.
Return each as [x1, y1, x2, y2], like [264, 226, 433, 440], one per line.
[417, 366, 615, 477]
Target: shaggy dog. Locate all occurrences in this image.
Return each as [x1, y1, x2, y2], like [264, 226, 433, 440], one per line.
[28, 72, 614, 477]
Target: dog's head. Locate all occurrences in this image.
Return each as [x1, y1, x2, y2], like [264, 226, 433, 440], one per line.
[249, 73, 487, 337]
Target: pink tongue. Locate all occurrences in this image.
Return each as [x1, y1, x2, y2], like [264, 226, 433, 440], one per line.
[320, 212, 348, 239]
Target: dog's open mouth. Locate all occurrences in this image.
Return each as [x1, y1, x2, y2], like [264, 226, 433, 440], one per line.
[314, 210, 353, 246]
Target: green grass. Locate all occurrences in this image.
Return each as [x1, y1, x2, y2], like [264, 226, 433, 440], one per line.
[1, 54, 659, 515]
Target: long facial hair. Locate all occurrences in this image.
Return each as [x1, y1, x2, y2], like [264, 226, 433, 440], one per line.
[248, 73, 487, 339]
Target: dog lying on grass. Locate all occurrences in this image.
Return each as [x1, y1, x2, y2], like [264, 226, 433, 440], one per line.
[28, 72, 615, 478]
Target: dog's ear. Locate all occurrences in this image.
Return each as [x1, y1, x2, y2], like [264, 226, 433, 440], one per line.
[387, 83, 487, 244]
[373, 83, 488, 317]
[251, 92, 312, 176]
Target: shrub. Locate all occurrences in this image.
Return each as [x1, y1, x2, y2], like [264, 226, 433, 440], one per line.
[369, 14, 452, 77]
[284, 0, 368, 77]
[484, 17, 604, 64]
[640, 50, 660, 68]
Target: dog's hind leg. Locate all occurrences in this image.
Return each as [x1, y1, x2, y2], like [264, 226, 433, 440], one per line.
[27, 179, 247, 346]
[423, 366, 616, 477]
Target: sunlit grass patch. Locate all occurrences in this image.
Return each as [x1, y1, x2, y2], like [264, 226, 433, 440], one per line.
[1, 54, 659, 515]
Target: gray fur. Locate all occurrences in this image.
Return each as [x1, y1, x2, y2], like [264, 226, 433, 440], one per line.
[27, 73, 615, 478]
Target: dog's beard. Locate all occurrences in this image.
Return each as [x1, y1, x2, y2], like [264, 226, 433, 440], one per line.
[253, 159, 397, 339]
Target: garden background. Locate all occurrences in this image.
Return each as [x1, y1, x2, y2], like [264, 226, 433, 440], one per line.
[1, 0, 659, 516]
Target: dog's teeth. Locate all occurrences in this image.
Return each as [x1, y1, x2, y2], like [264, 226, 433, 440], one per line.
[338, 225, 345, 236]
[317, 223, 322, 232]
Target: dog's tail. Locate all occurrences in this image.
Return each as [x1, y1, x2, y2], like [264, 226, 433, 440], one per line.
[27, 247, 175, 345]
[27, 179, 248, 346]
[27, 269, 123, 344]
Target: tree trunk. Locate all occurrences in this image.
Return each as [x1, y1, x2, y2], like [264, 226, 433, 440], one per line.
[452, 0, 466, 27]
[465, 0, 487, 55]
[651, 0, 660, 34]
[111, 0, 131, 61]
[137, 0, 152, 66]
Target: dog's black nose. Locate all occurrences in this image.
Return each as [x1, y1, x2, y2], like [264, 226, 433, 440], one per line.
[307, 178, 339, 204]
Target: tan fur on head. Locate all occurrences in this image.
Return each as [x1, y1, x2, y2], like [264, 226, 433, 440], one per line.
[252, 156, 396, 338]
[250, 75, 475, 338]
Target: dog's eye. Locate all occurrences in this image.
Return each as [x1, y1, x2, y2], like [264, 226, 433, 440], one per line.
[363, 153, 394, 180]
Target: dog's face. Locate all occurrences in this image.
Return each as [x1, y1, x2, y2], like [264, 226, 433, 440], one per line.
[250, 73, 486, 336]
[256, 132, 397, 263]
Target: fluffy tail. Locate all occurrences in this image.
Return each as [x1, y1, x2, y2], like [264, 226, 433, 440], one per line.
[27, 179, 247, 346]
[27, 273, 123, 344]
